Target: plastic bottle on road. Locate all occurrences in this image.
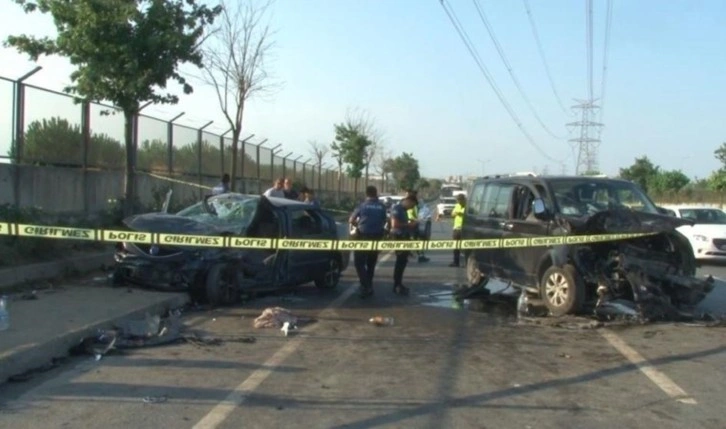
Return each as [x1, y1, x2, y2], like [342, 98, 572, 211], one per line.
[0, 296, 9, 331]
[369, 316, 394, 326]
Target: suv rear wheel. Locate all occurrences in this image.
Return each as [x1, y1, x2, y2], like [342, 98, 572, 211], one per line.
[540, 265, 585, 316]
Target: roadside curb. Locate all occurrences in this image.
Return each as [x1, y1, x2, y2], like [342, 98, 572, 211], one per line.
[0, 252, 112, 291]
[0, 292, 189, 385]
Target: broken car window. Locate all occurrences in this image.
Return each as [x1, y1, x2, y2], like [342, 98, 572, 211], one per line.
[177, 194, 259, 230]
[549, 179, 658, 217]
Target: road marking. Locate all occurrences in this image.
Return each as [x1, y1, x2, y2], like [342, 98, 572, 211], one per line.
[600, 329, 697, 405]
[192, 252, 393, 429]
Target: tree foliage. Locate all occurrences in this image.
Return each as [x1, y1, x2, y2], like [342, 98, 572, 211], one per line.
[12, 117, 124, 168]
[619, 156, 659, 192]
[5, 0, 221, 215]
[389, 152, 420, 192]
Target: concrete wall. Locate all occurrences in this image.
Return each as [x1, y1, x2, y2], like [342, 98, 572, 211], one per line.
[0, 163, 357, 214]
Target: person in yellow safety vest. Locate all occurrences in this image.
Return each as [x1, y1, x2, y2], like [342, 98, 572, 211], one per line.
[406, 190, 430, 263]
[449, 194, 466, 267]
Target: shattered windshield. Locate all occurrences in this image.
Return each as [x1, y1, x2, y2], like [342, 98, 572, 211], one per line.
[176, 194, 259, 230]
[680, 208, 726, 224]
[549, 179, 658, 217]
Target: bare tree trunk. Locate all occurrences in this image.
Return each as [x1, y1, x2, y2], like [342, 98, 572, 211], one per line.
[337, 166, 342, 205]
[123, 111, 136, 217]
[230, 128, 241, 191]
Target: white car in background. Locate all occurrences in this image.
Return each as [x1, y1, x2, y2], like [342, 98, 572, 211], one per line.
[436, 197, 457, 217]
[665, 206, 726, 262]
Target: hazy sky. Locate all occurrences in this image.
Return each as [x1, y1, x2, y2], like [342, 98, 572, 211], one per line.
[1, 0, 725, 179]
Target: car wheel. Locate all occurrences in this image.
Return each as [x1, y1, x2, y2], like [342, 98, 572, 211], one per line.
[206, 263, 239, 307]
[539, 264, 585, 317]
[467, 253, 484, 287]
[315, 258, 341, 289]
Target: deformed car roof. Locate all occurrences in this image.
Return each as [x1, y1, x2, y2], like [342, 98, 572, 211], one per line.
[219, 193, 318, 209]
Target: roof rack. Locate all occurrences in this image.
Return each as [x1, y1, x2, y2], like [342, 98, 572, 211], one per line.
[480, 172, 538, 180]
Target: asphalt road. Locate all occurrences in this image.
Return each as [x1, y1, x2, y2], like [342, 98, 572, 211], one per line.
[1, 221, 725, 429]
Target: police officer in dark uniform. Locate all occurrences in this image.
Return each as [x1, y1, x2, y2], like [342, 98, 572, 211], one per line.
[349, 185, 387, 298]
[389, 195, 417, 296]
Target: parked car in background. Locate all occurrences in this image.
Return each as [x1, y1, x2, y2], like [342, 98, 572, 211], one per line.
[111, 193, 351, 306]
[663, 206, 726, 262]
[436, 197, 457, 218]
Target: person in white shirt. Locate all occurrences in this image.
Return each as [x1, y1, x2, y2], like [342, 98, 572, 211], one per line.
[263, 177, 285, 198]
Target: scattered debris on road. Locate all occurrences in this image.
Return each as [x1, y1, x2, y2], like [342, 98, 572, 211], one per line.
[369, 316, 395, 326]
[142, 395, 168, 404]
[253, 307, 314, 329]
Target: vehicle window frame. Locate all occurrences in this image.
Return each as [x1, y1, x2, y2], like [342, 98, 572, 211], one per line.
[289, 208, 325, 238]
[481, 182, 516, 219]
[467, 183, 486, 216]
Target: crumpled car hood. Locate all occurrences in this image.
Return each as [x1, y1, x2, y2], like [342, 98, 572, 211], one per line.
[561, 209, 694, 235]
[122, 213, 237, 236]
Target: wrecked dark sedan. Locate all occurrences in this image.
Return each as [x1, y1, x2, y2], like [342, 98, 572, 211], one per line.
[111, 193, 351, 306]
[461, 174, 715, 320]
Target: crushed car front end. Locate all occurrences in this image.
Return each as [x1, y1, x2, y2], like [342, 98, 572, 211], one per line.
[111, 194, 258, 292]
[559, 210, 716, 320]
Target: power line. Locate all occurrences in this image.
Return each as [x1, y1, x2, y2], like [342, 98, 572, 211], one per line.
[438, 0, 562, 163]
[522, 0, 571, 115]
[586, 0, 594, 101]
[471, 0, 566, 140]
[596, 0, 613, 137]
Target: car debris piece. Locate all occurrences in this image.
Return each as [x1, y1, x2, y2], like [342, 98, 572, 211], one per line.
[369, 316, 394, 326]
[142, 395, 168, 404]
[253, 307, 305, 329]
[281, 321, 296, 336]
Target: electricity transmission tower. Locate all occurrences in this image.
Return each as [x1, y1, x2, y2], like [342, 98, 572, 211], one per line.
[567, 99, 603, 174]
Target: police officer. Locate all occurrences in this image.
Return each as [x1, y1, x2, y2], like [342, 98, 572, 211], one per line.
[390, 195, 418, 296]
[349, 185, 387, 298]
[405, 190, 430, 263]
[450, 194, 466, 267]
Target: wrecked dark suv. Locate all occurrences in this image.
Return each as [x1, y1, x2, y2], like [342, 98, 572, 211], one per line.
[461, 174, 714, 320]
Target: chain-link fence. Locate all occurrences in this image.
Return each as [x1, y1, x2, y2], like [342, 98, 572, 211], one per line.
[1, 75, 387, 213]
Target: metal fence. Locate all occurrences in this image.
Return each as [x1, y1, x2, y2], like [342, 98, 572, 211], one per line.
[1, 73, 383, 209]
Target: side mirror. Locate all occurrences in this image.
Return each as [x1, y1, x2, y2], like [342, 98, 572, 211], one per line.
[533, 198, 548, 218]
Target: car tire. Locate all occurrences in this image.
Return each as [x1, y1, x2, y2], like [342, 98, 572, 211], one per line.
[206, 263, 239, 307]
[315, 257, 341, 289]
[467, 253, 484, 287]
[539, 264, 585, 317]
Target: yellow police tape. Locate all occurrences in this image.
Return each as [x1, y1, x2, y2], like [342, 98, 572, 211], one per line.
[0, 222, 657, 251]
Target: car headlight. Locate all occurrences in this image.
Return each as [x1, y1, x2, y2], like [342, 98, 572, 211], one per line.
[693, 234, 709, 242]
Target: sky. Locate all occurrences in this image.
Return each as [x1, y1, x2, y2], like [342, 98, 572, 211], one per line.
[1, 0, 725, 180]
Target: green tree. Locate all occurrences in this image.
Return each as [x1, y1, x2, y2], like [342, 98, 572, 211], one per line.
[6, 0, 221, 215]
[334, 122, 371, 197]
[619, 156, 660, 192]
[649, 170, 690, 194]
[11, 117, 124, 168]
[390, 152, 420, 192]
[707, 143, 726, 192]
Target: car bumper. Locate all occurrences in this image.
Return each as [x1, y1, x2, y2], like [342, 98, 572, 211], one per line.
[112, 247, 218, 291]
[692, 241, 726, 260]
